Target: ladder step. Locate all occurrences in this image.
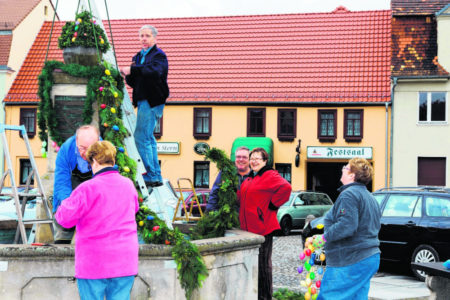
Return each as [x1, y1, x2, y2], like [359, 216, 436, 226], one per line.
[22, 219, 53, 225]
[0, 192, 41, 198]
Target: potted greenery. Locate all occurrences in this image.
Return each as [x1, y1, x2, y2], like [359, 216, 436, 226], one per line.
[58, 10, 110, 66]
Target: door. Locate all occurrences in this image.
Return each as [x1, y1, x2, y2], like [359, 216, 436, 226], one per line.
[379, 194, 422, 262]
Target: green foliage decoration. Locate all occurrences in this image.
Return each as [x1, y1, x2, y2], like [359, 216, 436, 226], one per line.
[190, 148, 240, 240]
[273, 288, 305, 300]
[58, 10, 110, 53]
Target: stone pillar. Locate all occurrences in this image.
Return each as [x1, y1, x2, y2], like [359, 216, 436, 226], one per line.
[36, 70, 98, 243]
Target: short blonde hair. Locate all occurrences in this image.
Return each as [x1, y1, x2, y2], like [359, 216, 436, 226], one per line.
[348, 157, 373, 185]
[86, 141, 116, 166]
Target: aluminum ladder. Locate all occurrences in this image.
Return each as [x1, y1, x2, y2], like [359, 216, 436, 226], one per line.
[0, 124, 54, 243]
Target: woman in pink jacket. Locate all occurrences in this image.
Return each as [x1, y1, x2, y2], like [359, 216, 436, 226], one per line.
[55, 141, 139, 300]
[238, 147, 291, 300]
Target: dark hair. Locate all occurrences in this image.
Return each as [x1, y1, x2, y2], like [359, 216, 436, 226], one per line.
[86, 141, 116, 166]
[348, 157, 373, 185]
[249, 147, 269, 162]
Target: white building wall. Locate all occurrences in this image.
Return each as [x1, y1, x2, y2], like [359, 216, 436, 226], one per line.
[392, 80, 450, 187]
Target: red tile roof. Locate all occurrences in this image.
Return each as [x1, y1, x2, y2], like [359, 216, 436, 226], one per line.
[0, 0, 41, 30]
[5, 8, 391, 105]
[392, 16, 449, 77]
[392, 0, 450, 15]
[0, 35, 12, 66]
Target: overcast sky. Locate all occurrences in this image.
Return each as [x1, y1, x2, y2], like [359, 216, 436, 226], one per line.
[52, 0, 391, 20]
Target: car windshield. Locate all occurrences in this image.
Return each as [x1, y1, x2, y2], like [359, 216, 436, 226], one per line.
[282, 193, 296, 207]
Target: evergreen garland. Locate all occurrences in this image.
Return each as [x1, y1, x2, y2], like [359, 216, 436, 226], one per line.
[190, 148, 240, 240]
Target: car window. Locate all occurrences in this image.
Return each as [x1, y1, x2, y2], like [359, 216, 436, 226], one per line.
[294, 195, 305, 206]
[316, 194, 333, 205]
[425, 196, 450, 217]
[300, 193, 317, 205]
[373, 194, 385, 206]
[382, 194, 419, 217]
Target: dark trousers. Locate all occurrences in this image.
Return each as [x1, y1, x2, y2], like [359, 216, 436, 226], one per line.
[258, 233, 273, 300]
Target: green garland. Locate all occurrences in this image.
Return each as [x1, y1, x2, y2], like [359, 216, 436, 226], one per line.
[190, 148, 240, 240]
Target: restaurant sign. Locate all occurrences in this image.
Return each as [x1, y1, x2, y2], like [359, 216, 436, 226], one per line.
[157, 142, 180, 154]
[307, 146, 372, 159]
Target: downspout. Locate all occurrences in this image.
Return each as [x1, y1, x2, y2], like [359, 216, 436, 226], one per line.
[389, 77, 398, 187]
[385, 102, 389, 188]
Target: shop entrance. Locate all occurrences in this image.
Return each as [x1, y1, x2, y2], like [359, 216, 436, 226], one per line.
[307, 161, 373, 202]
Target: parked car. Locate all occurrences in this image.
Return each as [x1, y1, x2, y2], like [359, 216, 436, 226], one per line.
[178, 189, 210, 217]
[302, 186, 450, 281]
[277, 191, 333, 235]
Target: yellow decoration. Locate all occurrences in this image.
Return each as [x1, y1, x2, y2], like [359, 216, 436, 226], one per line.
[72, 37, 76, 42]
[320, 253, 326, 261]
[105, 69, 111, 76]
[138, 221, 144, 226]
[77, 18, 82, 23]
[113, 92, 119, 98]
[124, 166, 130, 173]
[305, 292, 311, 300]
[110, 107, 116, 114]
[100, 39, 105, 44]
[317, 224, 324, 229]
[308, 245, 315, 252]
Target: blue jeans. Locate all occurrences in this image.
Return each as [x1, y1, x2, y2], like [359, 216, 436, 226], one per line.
[317, 253, 380, 300]
[77, 275, 135, 300]
[134, 100, 164, 182]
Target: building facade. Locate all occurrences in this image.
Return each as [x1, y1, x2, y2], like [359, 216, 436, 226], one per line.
[391, 0, 450, 187]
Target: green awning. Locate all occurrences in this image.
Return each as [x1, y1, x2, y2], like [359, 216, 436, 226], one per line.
[231, 137, 274, 167]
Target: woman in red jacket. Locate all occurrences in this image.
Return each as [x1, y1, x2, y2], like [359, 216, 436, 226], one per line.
[238, 147, 291, 300]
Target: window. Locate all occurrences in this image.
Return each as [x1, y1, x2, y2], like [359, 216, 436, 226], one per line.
[418, 92, 446, 123]
[373, 194, 386, 206]
[247, 108, 266, 136]
[425, 196, 449, 217]
[19, 159, 34, 186]
[317, 110, 336, 141]
[418, 157, 446, 186]
[344, 109, 363, 141]
[275, 163, 291, 183]
[194, 161, 209, 188]
[382, 195, 420, 217]
[193, 108, 212, 139]
[19, 108, 37, 138]
[154, 116, 163, 139]
[44, 6, 48, 15]
[278, 109, 296, 140]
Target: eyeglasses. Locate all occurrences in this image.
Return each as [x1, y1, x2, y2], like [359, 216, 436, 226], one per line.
[250, 157, 263, 162]
[236, 156, 249, 160]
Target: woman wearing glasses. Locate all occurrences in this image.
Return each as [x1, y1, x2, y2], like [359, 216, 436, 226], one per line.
[238, 147, 291, 300]
[316, 157, 381, 300]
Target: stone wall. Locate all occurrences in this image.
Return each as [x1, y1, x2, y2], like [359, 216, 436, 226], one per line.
[0, 229, 263, 299]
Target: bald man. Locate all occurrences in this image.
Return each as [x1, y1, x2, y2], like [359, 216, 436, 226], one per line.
[53, 125, 100, 243]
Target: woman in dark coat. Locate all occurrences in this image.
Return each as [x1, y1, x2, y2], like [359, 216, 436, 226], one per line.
[238, 147, 291, 300]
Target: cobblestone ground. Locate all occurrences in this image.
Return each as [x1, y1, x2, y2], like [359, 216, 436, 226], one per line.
[272, 231, 326, 294]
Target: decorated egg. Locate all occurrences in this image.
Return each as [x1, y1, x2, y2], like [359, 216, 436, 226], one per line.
[317, 267, 324, 275]
[320, 253, 326, 261]
[297, 266, 303, 274]
[110, 107, 116, 114]
[112, 125, 119, 131]
[138, 197, 143, 203]
[113, 92, 119, 98]
[309, 272, 315, 280]
[42, 152, 47, 158]
[103, 122, 108, 127]
[100, 103, 106, 109]
[105, 69, 111, 76]
[100, 39, 105, 44]
[138, 221, 144, 226]
[299, 252, 305, 260]
[304, 292, 311, 300]
[315, 280, 321, 288]
[74, 32, 78, 37]
[165, 240, 170, 245]
[147, 215, 154, 220]
[118, 147, 124, 153]
[99, 86, 104, 92]
[77, 18, 82, 23]
[123, 166, 130, 173]
[152, 226, 160, 231]
[304, 248, 311, 256]
[71, 37, 76, 42]
[304, 261, 311, 271]
[317, 224, 324, 229]
[311, 287, 317, 295]
[312, 294, 318, 300]
[75, 25, 78, 30]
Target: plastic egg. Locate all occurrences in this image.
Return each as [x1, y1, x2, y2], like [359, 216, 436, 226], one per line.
[304, 292, 311, 300]
[315, 280, 321, 288]
[320, 253, 326, 261]
[317, 267, 324, 275]
[112, 125, 119, 131]
[105, 69, 111, 76]
[100, 103, 106, 109]
[110, 107, 116, 114]
[309, 272, 315, 280]
[152, 226, 160, 231]
[297, 266, 303, 274]
[304, 261, 311, 271]
[138, 221, 144, 226]
[317, 224, 324, 229]
[123, 166, 130, 173]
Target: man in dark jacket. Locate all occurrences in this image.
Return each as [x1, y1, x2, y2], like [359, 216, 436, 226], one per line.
[121, 25, 169, 188]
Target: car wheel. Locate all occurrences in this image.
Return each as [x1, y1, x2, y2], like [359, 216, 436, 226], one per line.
[411, 244, 439, 281]
[280, 217, 292, 236]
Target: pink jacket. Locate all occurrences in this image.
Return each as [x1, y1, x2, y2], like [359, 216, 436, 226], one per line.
[55, 169, 139, 279]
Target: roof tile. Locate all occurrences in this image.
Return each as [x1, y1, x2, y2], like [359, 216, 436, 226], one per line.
[5, 8, 391, 104]
[0, 0, 41, 30]
[392, 0, 450, 15]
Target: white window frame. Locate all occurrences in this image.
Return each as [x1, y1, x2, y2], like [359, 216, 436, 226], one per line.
[417, 92, 447, 125]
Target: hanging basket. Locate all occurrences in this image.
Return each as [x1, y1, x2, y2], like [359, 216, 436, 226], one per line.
[63, 46, 101, 66]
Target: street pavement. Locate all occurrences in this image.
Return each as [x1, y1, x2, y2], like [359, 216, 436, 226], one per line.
[272, 231, 431, 299]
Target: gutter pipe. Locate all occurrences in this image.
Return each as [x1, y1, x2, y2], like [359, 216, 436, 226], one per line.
[389, 77, 398, 187]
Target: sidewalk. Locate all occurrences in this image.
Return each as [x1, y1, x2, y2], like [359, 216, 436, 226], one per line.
[369, 273, 430, 300]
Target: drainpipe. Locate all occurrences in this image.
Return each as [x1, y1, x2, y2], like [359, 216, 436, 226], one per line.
[389, 77, 398, 187]
[385, 102, 389, 188]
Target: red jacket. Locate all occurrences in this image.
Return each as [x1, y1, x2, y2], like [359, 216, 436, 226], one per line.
[238, 166, 291, 236]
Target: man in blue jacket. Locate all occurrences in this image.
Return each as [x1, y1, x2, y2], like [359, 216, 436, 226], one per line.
[52, 125, 100, 243]
[120, 25, 169, 188]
